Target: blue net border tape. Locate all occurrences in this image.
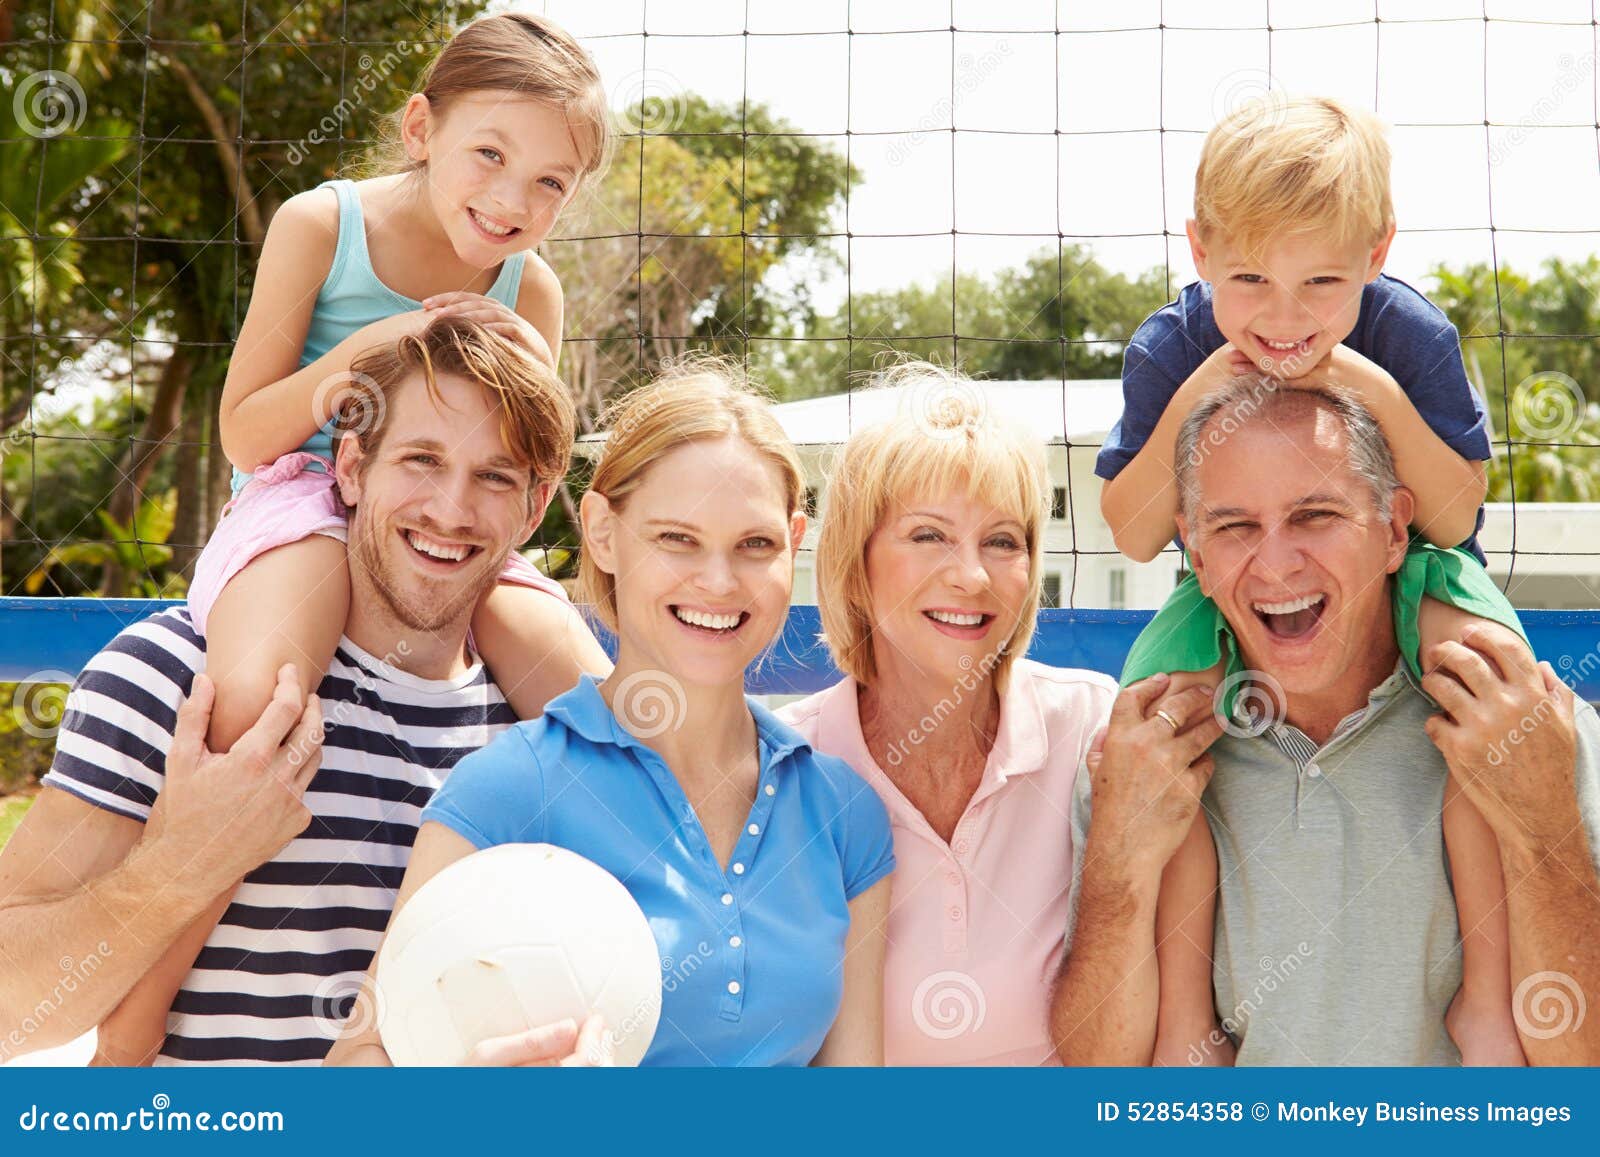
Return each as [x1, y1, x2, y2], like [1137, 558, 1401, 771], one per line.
[2, 598, 1599, 699]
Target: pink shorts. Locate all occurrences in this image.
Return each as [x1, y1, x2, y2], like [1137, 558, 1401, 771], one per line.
[187, 451, 569, 635]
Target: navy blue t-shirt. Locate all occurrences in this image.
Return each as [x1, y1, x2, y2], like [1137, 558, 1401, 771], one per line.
[1095, 273, 1491, 562]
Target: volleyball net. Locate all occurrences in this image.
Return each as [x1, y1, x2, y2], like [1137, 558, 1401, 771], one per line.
[5, 1, 1600, 695]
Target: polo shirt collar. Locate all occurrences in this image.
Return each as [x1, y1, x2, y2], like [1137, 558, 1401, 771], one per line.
[544, 674, 814, 767]
[1238, 658, 1413, 755]
[816, 662, 1048, 787]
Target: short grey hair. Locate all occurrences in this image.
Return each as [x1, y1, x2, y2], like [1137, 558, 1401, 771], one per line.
[1174, 375, 1398, 526]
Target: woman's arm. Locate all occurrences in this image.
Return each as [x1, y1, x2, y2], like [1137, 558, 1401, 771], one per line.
[1317, 344, 1487, 548]
[811, 876, 890, 1066]
[217, 189, 426, 473]
[323, 821, 478, 1066]
[1100, 345, 1246, 562]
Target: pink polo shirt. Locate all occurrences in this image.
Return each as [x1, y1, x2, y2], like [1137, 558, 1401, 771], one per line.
[778, 658, 1116, 1066]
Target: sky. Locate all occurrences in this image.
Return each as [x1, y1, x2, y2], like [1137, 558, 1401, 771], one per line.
[516, 0, 1600, 313]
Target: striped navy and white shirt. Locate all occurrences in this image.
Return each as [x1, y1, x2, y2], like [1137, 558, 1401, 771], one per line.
[42, 608, 515, 1065]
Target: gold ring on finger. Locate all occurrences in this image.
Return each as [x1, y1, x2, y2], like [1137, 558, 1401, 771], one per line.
[1153, 708, 1181, 734]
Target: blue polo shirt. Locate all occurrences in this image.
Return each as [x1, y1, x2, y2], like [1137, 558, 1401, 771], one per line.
[1096, 274, 1492, 562]
[420, 675, 896, 1067]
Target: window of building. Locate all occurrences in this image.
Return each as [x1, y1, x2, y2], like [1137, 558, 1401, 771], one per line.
[1108, 568, 1126, 609]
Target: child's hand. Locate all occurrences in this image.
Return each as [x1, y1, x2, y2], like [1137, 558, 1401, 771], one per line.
[422, 292, 555, 368]
[1223, 344, 1256, 377]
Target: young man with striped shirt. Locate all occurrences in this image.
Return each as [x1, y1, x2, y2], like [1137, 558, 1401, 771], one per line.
[0, 318, 608, 1065]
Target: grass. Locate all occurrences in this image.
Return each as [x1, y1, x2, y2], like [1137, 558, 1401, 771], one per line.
[0, 790, 38, 853]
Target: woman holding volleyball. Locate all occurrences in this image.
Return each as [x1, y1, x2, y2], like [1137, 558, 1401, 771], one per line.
[326, 359, 894, 1066]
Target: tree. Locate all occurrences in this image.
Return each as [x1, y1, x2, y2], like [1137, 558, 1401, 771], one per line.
[765, 245, 1169, 398]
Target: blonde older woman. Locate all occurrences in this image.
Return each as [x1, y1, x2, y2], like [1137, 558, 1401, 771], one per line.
[778, 363, 1116, 1066]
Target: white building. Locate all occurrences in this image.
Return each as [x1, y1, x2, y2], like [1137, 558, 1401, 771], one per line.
[766, 380, 1600, 611]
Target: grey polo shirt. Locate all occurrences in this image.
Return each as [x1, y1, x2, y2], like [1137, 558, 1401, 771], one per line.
[1064, 661, 1600, 1066]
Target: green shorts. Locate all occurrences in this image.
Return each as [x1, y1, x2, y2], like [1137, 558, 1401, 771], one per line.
[1118, 541, 1529, 716]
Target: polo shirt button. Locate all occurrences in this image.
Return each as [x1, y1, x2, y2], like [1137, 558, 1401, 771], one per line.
[727, 981, 741, 995]
[948, 906, 962, 921]
[954, 839, 969, 854]
[946, 872, 960, 886]
[764, 784, 775, 796]
[747, 823, 760, 835]
[721, 893, 733, 905]
[729, 935, 742, 948]
[1306, 763, 1322, 778]
[732, 863, 745, 875]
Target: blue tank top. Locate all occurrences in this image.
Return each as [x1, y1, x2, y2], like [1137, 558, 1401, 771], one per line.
[230, 178, 527, 495]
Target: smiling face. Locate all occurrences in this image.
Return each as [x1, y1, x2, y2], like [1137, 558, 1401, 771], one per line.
[581, 436, 805, 691]
[862, 488, 1032, 688]
[402, 91, 583, 268]
[1178, 405, 1412, 702]
[336, 369, 544, 634]
[1189, 223, 1393, 378]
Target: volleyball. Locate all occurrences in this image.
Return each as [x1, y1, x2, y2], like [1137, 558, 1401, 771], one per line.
[375, 843, 662, 1067]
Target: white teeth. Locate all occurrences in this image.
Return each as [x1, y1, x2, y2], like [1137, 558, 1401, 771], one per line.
[407, 531, 469, 562]
[927, 610, 985, 626]
[1253, 594, 1323, 615]
[674, 608, 741, 630]
[1262, 337, 1309, 351]
[470, 209, 515, 237]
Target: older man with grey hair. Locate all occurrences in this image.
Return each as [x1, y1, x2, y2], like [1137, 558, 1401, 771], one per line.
[1050, 376, 1600, 1066]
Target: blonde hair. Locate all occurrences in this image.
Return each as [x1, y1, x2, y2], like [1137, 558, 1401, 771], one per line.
[577, 356, 805, 634]
[340, 315, 576, 507]
[367, 12, 612, 188]
[815, 362, 1047, 691]
[1194, 94, 1392, 254]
